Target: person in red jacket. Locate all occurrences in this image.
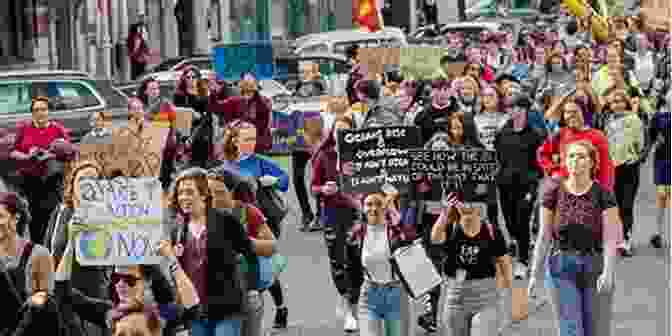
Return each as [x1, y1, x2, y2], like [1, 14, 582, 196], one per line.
[537, 98, 615, 192]
[218, 73, 273, 154]
[9, 96, 77, 243]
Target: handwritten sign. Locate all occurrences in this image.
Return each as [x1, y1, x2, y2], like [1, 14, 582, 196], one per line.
[73, 177, 163, 266]
[214, 43, 275, 80]
[408, 149, 499, 200]
[78, 125, 169, 178]
[359, 47, 401, 76]
[337, 126, 421, 193]
[399, 47, 452, 80]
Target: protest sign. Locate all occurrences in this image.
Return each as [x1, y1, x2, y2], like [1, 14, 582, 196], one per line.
[73, 177, 163, 266]
[408, 149, 499, 200]
[214, 42, 275, 80]
[337, 126, 421, 193]
[358, 47, 401, 75]
[78, 125, 169, 178]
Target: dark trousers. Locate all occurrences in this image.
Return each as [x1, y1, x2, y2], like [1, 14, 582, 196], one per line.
[614, 162, 641, 238]
[323, 207, 362, 305]
[421, 212, 441, 319]
[291, 150, 315, 222]
[131, 61, 146, 80]
[499, 182, 537, 264]
[19, 175, 62, 244]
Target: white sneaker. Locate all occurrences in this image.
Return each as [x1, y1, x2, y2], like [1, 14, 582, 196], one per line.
[514, 262, 528, 280]
[344, 304, 359, 332]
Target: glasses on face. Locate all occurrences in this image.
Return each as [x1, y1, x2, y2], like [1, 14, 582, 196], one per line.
[112, 273, 141, 287]
[567, 152, 590, 161]
[364, 199, 384, 209]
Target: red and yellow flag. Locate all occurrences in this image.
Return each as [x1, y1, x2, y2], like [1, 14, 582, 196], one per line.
[353, 0, 383, 32]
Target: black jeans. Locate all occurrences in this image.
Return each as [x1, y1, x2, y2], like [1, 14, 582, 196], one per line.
[323, 207, 362, 305]
[291, 150, 315, 222]
[499, 182, 537, 264]
[19, 175, 62, 244]
[614, 162, 641, 237]
[131, 61, 146, 80]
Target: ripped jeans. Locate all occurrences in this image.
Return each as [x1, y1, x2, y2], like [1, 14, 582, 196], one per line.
[545, 252, 615, 336]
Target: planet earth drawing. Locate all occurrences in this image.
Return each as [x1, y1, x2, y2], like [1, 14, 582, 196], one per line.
[78, 231, 113, 259]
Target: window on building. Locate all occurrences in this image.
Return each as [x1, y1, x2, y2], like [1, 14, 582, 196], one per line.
[0, 82, 31, 115]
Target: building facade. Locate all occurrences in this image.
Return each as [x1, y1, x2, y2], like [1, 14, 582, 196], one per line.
[0, 0, 355, 81]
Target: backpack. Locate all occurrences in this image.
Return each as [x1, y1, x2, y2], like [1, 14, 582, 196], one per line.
[231, 206, 274, 290]
[361, 96, 404, 128]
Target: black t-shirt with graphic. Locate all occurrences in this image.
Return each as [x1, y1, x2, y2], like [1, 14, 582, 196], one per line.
[439, 224, 508, 280]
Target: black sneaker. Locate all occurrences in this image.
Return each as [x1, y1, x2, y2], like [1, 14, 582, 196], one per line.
[273, 307, 288, 329]
[651, 234, 664, 249]
[298, 216, 314, 232]
[417, 313, 437, 333]
[308, 217, 323, 232]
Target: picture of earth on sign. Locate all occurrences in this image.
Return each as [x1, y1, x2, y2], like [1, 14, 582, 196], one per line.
[78, 231, 113, 260]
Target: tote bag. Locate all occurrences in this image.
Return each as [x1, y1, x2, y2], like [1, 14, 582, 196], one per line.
[390, 239, 443, 300]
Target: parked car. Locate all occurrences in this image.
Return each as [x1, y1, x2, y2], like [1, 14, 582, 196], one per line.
[0, 70, 129, 179]
[139, 54, 215, 82]
[290, 27, 407, 56]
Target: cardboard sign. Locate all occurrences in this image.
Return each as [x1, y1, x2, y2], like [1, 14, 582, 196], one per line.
[336, 126, 421, 193]
[399, 47, 444, 80]
[408, 149, 499, 200]
[358, 47, 401, 75]
[78, 125, 169, 178]
[214, 43, 275, 80]
[73, 177, 163, 266]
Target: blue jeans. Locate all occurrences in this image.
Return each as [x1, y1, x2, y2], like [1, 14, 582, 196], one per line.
[358, 280, 414, 336]
[191, 319, 242, 336]
[544, 253, 614, 336]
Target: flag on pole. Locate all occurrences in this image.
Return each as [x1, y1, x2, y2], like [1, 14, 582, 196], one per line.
[353, 0, 383, 32]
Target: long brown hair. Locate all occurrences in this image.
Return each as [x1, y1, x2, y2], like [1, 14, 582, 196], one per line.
[447, 112, 465, 145]
[168, 167, 212, 214]
[220, 120, 255, 161]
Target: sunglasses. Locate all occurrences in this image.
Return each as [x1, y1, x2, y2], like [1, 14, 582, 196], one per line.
[112, 273, 141, 287]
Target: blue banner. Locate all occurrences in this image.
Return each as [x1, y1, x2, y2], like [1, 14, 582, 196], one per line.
[214, 43, 275, 80]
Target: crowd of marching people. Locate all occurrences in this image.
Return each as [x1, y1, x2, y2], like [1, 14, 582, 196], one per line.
[0, 7, 671, 336]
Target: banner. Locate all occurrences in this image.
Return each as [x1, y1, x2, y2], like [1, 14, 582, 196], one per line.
[337, 126, 421, 193]
[73, 177, 163, 266]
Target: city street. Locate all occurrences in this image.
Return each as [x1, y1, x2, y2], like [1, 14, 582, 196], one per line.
[261, 157, 669, 336]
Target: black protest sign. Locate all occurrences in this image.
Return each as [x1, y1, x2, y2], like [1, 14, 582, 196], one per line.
[408, 149, 499, 200]
[337, 126, 421, 194]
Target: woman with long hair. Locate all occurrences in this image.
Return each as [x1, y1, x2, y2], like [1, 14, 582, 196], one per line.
[350, 192, 416, 336]
[311, 116, 364, 332]
[644, 89, 671, 248]
[219, 122, 290, 328]
[430, 193, 513, 336]
[168, 167, 275, 336]
[0, 191, 53, 333]
[529, 140, 622, 336]
[537, 99, 615, 193]
[600, 88, 645, 256]
[173, 66, 208, 113]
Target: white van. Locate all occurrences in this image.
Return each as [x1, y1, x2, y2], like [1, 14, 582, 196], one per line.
[291, 27, 408, 57]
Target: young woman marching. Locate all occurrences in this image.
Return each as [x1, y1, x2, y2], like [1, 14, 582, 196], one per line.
[430, 193, 513, 336]
[311, 116, 363, 332]
[494, 97, 546, 279]
[529, 140, 622, 336]
[350, 192, 416, 336]
[601, 88, 645, 256]
[645, 90, 671, 248]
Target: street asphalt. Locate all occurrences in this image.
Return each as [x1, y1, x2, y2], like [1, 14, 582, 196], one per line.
[261, 157, 669, 336]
